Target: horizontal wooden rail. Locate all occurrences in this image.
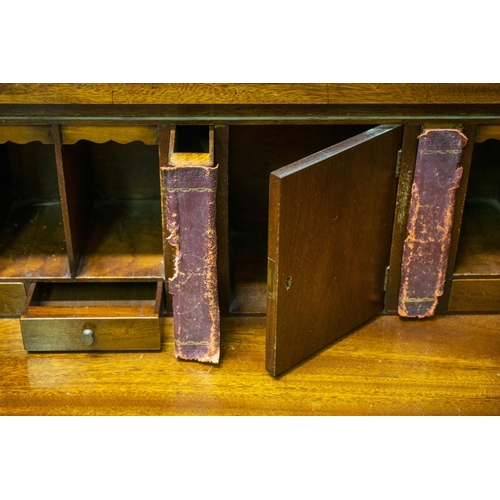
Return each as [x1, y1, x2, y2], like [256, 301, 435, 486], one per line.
[2, 83, 500, 105]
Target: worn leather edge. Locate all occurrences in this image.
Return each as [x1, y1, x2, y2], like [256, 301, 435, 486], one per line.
[162, 164, 220, 363]
[398, 129, 467, 318]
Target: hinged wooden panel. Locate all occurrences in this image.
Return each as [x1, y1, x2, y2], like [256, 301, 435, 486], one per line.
[266, 125, 402, 376]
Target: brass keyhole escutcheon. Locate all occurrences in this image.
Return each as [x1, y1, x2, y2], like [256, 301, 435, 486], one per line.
[285, 276, 292, 290]
[80, 328, 94, 346]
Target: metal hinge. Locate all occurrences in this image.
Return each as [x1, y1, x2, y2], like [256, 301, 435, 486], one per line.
[395, 149, 402, 177]
[383, 265, 390, 291]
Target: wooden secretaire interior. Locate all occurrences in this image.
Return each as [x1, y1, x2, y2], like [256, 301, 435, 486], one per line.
[0, 84, 499, 414]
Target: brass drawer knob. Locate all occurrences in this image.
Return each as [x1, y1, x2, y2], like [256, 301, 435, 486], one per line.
[80, 328, 94, 345]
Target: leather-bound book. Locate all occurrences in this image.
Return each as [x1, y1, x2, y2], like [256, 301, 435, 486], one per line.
[162, 126, 220, 363]
[399, 128, 467, 318]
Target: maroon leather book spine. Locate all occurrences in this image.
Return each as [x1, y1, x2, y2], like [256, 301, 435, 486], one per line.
[398, 128, 467, 318]
[163, 164, 220, 363]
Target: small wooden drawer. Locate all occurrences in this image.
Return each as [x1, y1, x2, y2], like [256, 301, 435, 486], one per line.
[0, 282, 27, 317]
[21, 282, 163, 351]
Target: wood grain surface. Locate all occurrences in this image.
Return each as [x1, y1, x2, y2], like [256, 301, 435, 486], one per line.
[267, 125, 401, 375]
[228, 124, 368, 314]
[1, 315, 499, 415]
[449, 279, 500, 312]
[76, 200, 164, 279]
[1, 84, 500, 105]
[0, 282, 26, 316]
[0, 125, 53, 144]
[4, 104, 500, 123]
[61, 125, 158, 145]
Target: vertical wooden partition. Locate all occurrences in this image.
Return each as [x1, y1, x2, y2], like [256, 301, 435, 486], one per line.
[57, 125, 164, 280]
[54, 124, 92, 278]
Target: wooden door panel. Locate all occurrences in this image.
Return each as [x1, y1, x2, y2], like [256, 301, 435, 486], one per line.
[266, 125, 402, 376]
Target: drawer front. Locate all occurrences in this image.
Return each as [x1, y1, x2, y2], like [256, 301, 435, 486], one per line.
[20, 281, 163, 351]
[0, 282, 27, 316]
[21, 317, 161, 351]
[449, 279, 500, 312]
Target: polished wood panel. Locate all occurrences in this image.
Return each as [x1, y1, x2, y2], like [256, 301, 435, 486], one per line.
[4, 104, 500, 122]
[267, 125, 401, 375]
[2, 84, 500, 105]
[0, 282, 26, 316]
[56, 127, 92, 277]
[168, 152, 212, 167]
[0, 125, 53, 144]
[61, 125, 157, 145]
[449, 279, 500, 312]
[1, 315, 499, 415]
[21, 317, 161, 351]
